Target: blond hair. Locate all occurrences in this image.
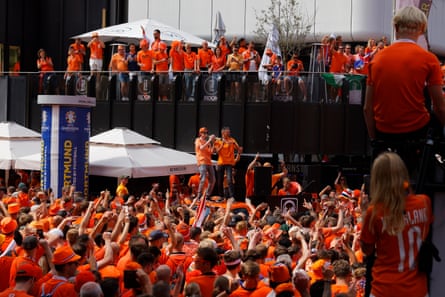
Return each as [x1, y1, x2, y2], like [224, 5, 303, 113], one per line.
[393, 5, 427, 34]
[368, 152, 409, 235]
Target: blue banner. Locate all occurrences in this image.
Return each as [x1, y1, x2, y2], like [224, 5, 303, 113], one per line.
[41, 105, 91, 198]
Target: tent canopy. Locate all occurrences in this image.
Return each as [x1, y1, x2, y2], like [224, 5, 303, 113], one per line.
[72, 19, 211, 47]
[0, 122, 41, 170]
[88, 127, 198, 178]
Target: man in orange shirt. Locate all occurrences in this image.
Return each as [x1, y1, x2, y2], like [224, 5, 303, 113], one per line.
[109, 44, 130, 101]
[364, 6, 445, 168]
[194, 127, 216, 200]
[186, 247, 218, 297]
[197, 41, 214, 71]
[39, 245, 80, 297]
[214, 127, 242, 199]
[183, 43, 198, 101]
[69, 38, 86, 70]
[137, 39, 153, 100]
[87, 32, 105, 76]
[285, 53, 307, 100]
[153, 42, 169, 100]
[0, 263, 40, 297]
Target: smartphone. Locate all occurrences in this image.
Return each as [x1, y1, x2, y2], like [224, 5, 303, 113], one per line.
[123, 270, 139, 289]
[363, 174, 371, 195]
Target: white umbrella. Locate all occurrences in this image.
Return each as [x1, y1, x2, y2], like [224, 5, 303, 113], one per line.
[213, 11, 226, 44]
[89, 127, 198, 178]
[72, 19, 210, 47]
[0, 122, 41, 170]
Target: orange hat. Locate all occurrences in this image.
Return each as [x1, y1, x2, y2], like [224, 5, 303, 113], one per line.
[309, 259, 330, 283]
[74, 270, 96, 292]
[8, 203, 20, 215]
[29, 221, 44, 230]
[139, 39, 148, 48]
[100, 265, 121, 279]
[199, 127, 208, 134]
[176, 222, 191, 241]
[15, 263, 41, 279]
[269, 263, 291, 283]
[0, 217, 17, 234]
[52, 246, 81, 265]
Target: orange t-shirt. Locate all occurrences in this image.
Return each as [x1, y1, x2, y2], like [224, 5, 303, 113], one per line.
[0, 288, 33, 297]
[110, 53, 128, 72]
[287, 59, 304, 76]
[153, 51, 169, 73]
[330, 51, 348, 73]
[367, 42, 443, 134]
[198, 48, 214, 68]
[137, 49, 153, 71]
[184, 51, 197, 70]
[187, 273, 217, 297]
[67, 55, 82, 72]
[89, 40, 104, 59]
[39, 277, 78, 297]
[214, 137, 239, 166]
[360, 194, 432, 297]
[70, 43, 86, 63]
[170, 49, 185, 72]
[194, 137, 213, 166]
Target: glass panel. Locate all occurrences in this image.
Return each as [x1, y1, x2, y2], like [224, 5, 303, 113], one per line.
[9, 45, 20, 75]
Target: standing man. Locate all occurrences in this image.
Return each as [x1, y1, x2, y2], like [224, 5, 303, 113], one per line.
[109, 44, 130, 101]
[69, 38, 86, 70]
[364, 5, 445, 167]
[214, 127, 242, 199]
[197, 41, 214, 72]
[183, 43, 198, 101]
[194, 127, 216, 200]
[87, 32, 105, 76]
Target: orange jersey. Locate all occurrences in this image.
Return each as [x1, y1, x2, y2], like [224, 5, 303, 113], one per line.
[110, 53, 128, 72]
[287, 59, 304, 76]
[89, 40, 104, 59]
[187, 273, 217, 297]
[137, 49, 153, 71]
[153, 51, 169, 72]
[194, 137, 213, 165]
[39, 277, 77, 297]
[214, 137, 239, 166]
[170, 49, 185, 72]
[367, 42, 442, 134]
[197, 48, 214, 68]
[330, 51, 348, 73]
[70, 43, 86, 63]
[211, 55, 226, 72]
[184, 51, 197, 70]
[67, 55, 82, 72]
[360, 194, 432, 297]
[0, 289, 33, 297]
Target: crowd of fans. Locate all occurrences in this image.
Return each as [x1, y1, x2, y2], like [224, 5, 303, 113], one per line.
[0, 155, 371, 297]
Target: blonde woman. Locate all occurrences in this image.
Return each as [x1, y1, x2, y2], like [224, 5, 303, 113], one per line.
[360, 152, 432, 297]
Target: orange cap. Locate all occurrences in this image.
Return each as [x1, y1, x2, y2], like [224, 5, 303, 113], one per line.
[8, 203, 20, 215]
[100, 265, 121, 279]
[0, 217, 17, 234]
[52, 246, 81, 265]
[269, 264, 291, 283]
[15, 263, 41, 279]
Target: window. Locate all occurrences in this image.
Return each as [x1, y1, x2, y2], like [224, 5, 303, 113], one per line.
[9, 45, 20, 75]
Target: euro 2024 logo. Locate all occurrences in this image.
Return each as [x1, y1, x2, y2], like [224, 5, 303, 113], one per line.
[65, 111, 77, 125]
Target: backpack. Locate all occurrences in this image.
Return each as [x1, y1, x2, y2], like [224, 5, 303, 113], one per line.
[41, 280, 66, 297]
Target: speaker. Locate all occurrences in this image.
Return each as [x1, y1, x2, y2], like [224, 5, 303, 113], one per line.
[254, 166, 272, 197]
